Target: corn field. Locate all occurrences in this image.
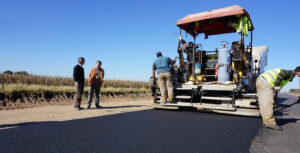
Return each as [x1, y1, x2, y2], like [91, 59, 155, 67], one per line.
[0, 74, 150, 89]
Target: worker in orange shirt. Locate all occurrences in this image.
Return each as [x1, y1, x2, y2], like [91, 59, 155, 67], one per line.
[87, 61, 105, 109]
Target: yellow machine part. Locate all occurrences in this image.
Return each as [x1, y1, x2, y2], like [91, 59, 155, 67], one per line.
[188, 64, 193, 81]
[178, 48, 185, 67]
[188, 75, 203, 84]
[232, 61, 244, 83]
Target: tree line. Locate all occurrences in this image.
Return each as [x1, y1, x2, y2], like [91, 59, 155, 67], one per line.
[2, 70, 29, 75]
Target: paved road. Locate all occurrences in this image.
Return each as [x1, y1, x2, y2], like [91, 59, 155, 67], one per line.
[0, 94, 299, 153]
[250, 93, 300, 153]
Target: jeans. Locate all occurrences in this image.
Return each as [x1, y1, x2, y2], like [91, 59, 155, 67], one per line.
[74, 81, 84, 107]
[87, 83, 101, 106]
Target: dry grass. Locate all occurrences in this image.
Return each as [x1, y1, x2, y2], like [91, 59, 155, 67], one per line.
[0, 74, 150, 89]
[0, 84, 150, 94]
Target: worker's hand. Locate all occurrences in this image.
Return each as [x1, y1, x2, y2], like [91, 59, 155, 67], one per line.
[274, 86, 281, 90]
[152, 77, 156, 82]
[75, 82, 79, 87]
[215, 64, 219, 68]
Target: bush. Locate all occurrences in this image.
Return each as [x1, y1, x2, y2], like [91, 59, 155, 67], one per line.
[3, 70, 13, 75]
[14, 71, 29, 75]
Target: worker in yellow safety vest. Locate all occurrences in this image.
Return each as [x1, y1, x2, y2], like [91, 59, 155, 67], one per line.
[256, 66, 300, 130]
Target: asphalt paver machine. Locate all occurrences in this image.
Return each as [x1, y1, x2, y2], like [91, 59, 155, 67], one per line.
[152, 5, 268, 117]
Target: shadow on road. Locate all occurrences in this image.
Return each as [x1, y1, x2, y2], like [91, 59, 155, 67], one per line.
[101, 105, 147, 109]
[0, 121, 58, 129]
[0, 105, 148, 129]
[277, 97, 289, 103]
[277, 118, 300, 126]
[0, 109, 262, 153]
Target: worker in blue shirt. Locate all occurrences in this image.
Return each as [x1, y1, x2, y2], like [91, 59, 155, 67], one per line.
[152, 51, 176, 103]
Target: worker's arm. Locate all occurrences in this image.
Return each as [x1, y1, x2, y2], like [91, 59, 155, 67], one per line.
[190, 42, 199, 49]
[73, 66, 78, 82]
[152, 63, 156, 82]
[101, 69, 105, 86]
[169, 57, 177, 64]
[89, 69, 93, 85]
[89, 69, 93, 79]
[102, 69, 105, 79]
[274, 69, 293, 87]
[73, 66, 79, 87]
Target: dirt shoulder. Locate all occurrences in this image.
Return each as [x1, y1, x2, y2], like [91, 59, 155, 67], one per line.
[287, 92, 300, 96]
[0, 100, 153, 127]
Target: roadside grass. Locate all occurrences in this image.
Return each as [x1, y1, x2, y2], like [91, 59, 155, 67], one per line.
[0, 74, 150, 89]
[0, 84, 150, 94]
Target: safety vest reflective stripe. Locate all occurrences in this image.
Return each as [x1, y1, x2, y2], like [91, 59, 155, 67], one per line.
[264, 71, 276, 82]
[270, 69, 280, 75]
[258, 69, 281, 87]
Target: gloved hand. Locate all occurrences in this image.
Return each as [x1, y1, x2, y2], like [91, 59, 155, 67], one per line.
[274, 86, 281, 92]
[152, 77, 156, 84]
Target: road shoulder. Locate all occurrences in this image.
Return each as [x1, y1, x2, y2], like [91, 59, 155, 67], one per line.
[0, 100, 153, 128]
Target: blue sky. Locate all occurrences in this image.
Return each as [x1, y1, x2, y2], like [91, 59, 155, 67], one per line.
[0, 0, 299, 91]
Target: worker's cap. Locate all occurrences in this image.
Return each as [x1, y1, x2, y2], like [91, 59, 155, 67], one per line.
[294, 66, 300, 72]
[78, 57, 85, 63]
[156, 51, 162, 57]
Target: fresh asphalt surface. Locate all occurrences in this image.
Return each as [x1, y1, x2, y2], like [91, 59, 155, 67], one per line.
[0, 94, 299, 153]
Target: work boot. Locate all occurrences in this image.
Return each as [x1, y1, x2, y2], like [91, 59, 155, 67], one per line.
[264, 124, 283, 130]
[167, 99, 174, 103]
[74, 106, 84, 110]
[95, 105, 102, 109]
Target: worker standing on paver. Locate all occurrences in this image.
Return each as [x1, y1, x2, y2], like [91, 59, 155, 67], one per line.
[152, 51, 176, 103]
[181, 40, 198, 62]
[256, 66, 300, 130]
[87, 61, 105, 109]
[73, 57, 85, 110]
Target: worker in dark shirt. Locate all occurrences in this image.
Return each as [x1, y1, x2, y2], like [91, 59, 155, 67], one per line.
[181, 39, 198, 62]
[256, 67, 300, 130]
[73, 57, 85, 110]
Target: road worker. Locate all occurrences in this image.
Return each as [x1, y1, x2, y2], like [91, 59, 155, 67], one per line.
[87, 61, 105, 109]
[181, 40, 198, 62]
[73, 57, 85, 110]
[256, 66, 300, 130]
[152, 51, 176, 103]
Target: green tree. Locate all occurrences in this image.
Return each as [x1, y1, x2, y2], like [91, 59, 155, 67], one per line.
[3, 70, 13, 75]
[14, 71, 29, 75]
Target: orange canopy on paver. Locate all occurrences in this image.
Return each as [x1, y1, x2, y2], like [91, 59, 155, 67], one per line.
[177, 5, 254, 37]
